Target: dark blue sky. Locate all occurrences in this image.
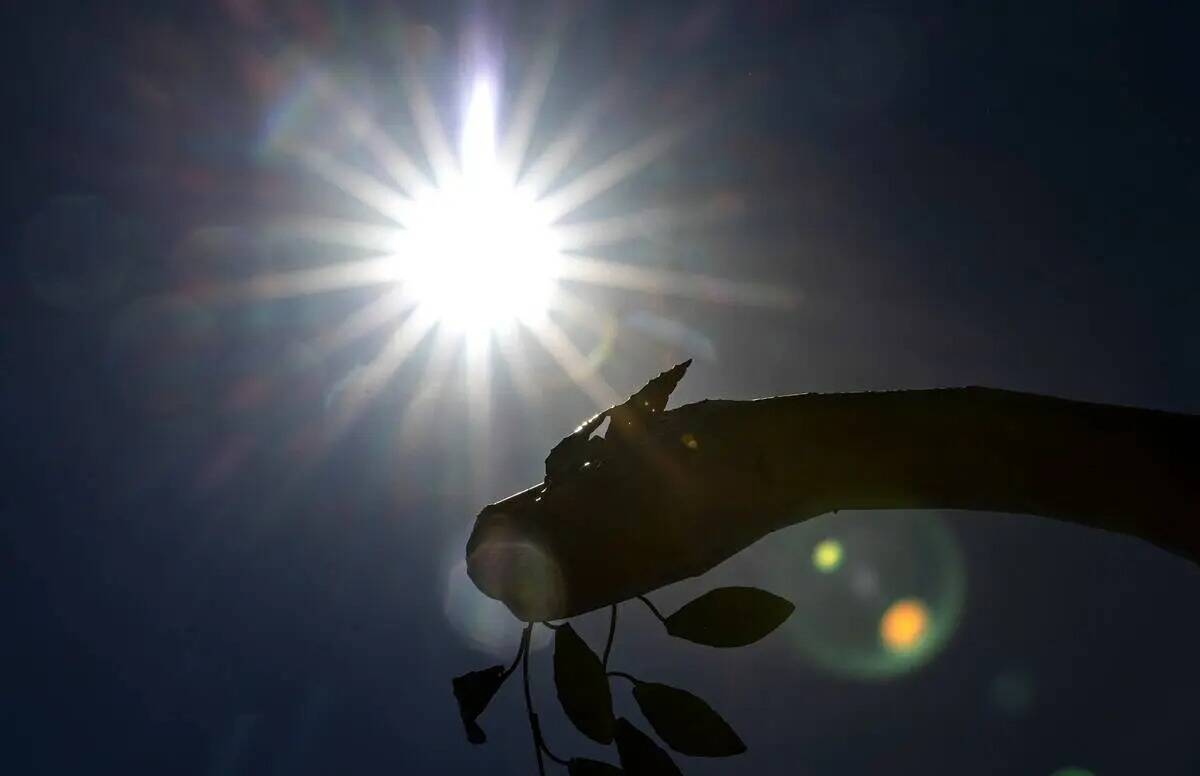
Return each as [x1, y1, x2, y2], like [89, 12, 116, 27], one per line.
[3, 2, 1198, 774]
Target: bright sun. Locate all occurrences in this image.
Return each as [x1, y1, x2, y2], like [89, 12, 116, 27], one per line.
[397, 79, 560, 334]
[224, 43, 795, 440]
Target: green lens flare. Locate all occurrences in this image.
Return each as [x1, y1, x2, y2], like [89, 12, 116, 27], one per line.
[990, 670, 1035, 715]
[752, 510, 966, 680]
[812, 538, 844, 572]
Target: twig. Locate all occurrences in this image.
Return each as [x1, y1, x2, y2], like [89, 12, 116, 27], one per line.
[501, 628, 528, 681]
[637, 595, 666, 624]
[606, 671, 643, 685]
[536, 718, 569, 767]
[601, 605, 618, 667]
[520, 626, 545, 776]
[520, 625, 569, 771]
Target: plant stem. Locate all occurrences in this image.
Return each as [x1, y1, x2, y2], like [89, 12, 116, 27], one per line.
[606, 671, 642, 685]
[538, 726, 569, 766]
[501, 628, 528, 682]
[520, 625, 569, 771]
[602, 605, 618, 667]
[637, 595, 666, 624]
[520, 626, 545, 776]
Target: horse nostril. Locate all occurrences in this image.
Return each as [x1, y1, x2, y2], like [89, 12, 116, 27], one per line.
[466, 508, 507, 559]
[465, 510, 564, 621]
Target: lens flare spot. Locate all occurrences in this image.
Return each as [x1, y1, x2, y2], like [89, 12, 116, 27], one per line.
[444, 559, 551, 656]
[681, 433, 699, 449]
[880, 598, 930, 654]
[990, 670, 1035, 716]
[754, 511, 964, 679]
[812, 538, 844, 572]
[1050, 769, 1096, 776]
[466, 537, 566, 623]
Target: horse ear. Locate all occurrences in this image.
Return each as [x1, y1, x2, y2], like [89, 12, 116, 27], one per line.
[544, 360, 692, 483]
[627, 360, 692, 416]
[606, 360, 692, 442]
[545, 411, 608, 483]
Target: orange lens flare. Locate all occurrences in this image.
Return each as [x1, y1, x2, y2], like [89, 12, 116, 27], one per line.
[879, 598, 931, 654]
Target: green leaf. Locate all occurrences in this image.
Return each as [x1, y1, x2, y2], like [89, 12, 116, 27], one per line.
[632, 682, 746, 757]
[568, 757, 624, 775]
[451, 665, 507, 744]
[614, 718, 681, 776]
[554, 624, 615, 743]
[664, 586, 794, 647]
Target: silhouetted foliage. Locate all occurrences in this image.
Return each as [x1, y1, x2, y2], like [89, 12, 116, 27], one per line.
[664, 586, 795, 648]
[632, 682, 745, 757]
[459, 361, 1200, 772]
[554, 624, 615, 744]
[456, 365, 801, 773]
[614, 717, 682, 776]
[451, 665, 508, 744]
[450, 590, 787, 770]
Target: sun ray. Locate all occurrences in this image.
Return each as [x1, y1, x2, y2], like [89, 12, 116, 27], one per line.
[309, 72, 433, 195]
[545, 287, 619, 337]
[494, 324, 542, 405]
[329, 305, 438, 429]
[358, 307, 439, 391]
[304, 287, 415, 360]
[196, 256, 399, 302]
[396, 324, 462, 450]
[497, 11, 566, 180]
[556, 254, 798, 308]
[269, 217, 407, 253]
[460, 75, 499, 176]
[552, 207, 684, 251]
[464, 332, 494, 499]
[538, 124, 687, 222]
[357, 118, 433, 196]
[522, 313, 620, 407]
[517, 80, 621, 197]
[295, 149, 418, 225]
[552, 199, 738, 252]
[402, 69, 458, 185]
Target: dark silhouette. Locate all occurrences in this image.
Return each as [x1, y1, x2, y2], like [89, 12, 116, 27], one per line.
[453, 585, 785, 773]
[469, 361, 1198, 621]
[455, 362, 1198, 773]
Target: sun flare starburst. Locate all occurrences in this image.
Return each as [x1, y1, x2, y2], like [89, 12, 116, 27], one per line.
[394, 79, 561, 334]
[201, 22, 797, 494]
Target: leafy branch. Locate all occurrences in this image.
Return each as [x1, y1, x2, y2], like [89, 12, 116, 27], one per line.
[452, 585, 794, 774]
